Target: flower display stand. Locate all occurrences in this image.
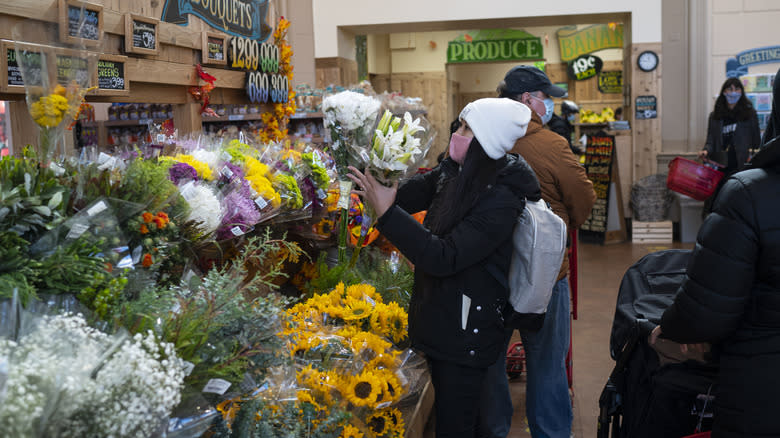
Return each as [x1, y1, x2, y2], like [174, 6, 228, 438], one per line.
[405, 378, 434, 438]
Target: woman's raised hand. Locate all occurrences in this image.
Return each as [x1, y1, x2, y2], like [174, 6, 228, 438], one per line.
[347, 166, 398, 218]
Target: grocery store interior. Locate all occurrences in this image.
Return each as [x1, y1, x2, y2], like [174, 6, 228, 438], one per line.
[0, 0, 778, 437]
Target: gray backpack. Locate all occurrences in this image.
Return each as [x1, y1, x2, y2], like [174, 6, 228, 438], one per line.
[505, 198, 567, 330]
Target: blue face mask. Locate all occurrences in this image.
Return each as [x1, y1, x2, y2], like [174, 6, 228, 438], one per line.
[530, 94, 555, 125]
[724, 91, 742, 105]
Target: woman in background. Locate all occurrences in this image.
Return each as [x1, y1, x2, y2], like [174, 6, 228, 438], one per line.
[699, 77, 761, 174]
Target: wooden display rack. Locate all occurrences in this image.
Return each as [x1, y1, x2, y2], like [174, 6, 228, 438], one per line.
[0, 0, 274, 152]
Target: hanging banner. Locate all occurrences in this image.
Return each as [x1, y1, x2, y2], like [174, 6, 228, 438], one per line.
[598, 71, 622, 94]
[557, 24, 623, 62]
[447, 29, 542, 64]
[567, 54, 602, 80]
[580, 134, 615, 242]
[160, 0, 271, 41]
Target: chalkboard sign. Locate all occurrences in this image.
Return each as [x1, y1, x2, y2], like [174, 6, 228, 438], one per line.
[580, 134, 615, 242]
[1, 42, 45, 91]
[95, 55, 129, 95]
[124, 14, 159, 55]
[201, 32, 227, 66]
[598, 71, 623, 94]
[56, 53, 90, 87]
[59, 0, 103, 47]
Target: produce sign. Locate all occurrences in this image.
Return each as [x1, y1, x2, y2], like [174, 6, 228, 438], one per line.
[580, 134, 615, 240]
[229, 35, 287, 104]
[447, 29, 543, 64]
[567, 54, 602, 81]
[161, 0, 271, 41]
[598, 71, 622, 94]
[557, 24, 623, 62]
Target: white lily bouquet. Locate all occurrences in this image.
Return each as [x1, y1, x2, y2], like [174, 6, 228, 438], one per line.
[369, 110, 428, 187]
[321, 90, 381, 263]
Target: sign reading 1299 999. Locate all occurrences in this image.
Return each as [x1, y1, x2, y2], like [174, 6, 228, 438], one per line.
[230, 35, 287, 104]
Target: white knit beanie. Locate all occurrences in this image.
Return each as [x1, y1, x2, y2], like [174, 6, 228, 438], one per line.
[459, 98, 531, 159]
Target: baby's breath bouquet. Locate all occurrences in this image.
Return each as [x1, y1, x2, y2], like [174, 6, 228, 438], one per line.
[0, 311, 185, 437]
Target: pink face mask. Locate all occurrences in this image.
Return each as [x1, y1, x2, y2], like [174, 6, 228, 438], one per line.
[448, 133, 472, 164]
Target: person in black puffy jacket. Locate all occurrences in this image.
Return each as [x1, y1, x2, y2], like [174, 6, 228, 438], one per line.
[651, 135, 780, 438]
[348, 98, 541, 438]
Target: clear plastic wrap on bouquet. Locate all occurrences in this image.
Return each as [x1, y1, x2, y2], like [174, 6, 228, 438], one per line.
[321, 90, 381, 179]
[0, 292, 186, 438]
[179, 181, 224, 237]
[221, 139, 283, 225]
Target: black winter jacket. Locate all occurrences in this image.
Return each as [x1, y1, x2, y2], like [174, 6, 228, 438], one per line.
[661, 137, 780, 437]
[703, 110, 761, 172]
[376, 155, 541, 367]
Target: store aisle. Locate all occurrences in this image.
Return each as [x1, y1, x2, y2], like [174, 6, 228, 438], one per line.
[423, 241, 693, 438]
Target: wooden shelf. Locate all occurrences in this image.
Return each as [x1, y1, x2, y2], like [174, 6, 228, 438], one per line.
[201, 113, 264, 123]
[290, 112, 324, 119]
[83, 118, 169, 128]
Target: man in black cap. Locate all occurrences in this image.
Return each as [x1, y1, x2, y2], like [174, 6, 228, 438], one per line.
[478, 66, 596, 438]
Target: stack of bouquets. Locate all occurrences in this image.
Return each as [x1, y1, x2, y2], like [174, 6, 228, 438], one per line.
[217, 282, 426, 437]
[0, 298, 185, 437]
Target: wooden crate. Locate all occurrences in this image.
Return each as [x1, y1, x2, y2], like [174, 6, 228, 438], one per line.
[405, 380, 434, 438]
[632, 220, 673, 244]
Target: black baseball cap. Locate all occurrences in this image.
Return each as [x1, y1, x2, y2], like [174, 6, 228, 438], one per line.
[500, 65, 567, 98]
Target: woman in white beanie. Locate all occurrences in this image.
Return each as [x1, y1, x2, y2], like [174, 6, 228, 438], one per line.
[349, 98, 541, 437]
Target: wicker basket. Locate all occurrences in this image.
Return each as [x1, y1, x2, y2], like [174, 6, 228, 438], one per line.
[630, 174, 674, 222]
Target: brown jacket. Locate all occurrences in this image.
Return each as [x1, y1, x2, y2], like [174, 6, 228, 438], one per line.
[510, 113, 596, 280]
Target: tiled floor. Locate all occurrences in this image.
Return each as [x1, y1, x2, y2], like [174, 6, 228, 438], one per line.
[424, 241, 694, 437]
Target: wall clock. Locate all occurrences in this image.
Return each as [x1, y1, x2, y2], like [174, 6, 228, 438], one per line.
[637, 50, 659, 72]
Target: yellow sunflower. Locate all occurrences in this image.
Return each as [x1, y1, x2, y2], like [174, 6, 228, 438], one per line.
[383, 408, 406, 437]
[384, 302, 409, 344]
[346, 283, 381, 302]
[350, 331, 392, 363]
[342, 296, 374, 321]
[340, 424, 364, 438]
[328, 282, 346, 302]
[345, 371, 383, 408]
[369, 349, 401, 369]
[369, 303, 392, 338]
[336, 325, 361, 340]
[373, 369, 403, 405]
[367, 411, 390, 436]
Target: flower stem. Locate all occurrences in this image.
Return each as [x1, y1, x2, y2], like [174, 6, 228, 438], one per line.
[338, 206, 349, 264]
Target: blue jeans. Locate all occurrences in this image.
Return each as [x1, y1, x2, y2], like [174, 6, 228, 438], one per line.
[521, 277, 572, 438]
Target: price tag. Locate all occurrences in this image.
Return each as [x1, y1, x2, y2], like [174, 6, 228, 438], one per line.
[66, 223, 89, 239]
[228, 114, 244, 121]
[181, 360, 195, 376]
[156, 134, 166, 143]
[316, 188, 327, 199]
[221, 151, 232, 162]
[86, 201, 107, 216]
[132, 245, 143, 264]
[337, 180, 352, 210]
[139, 118, 152, 125]
[230, 226, 244, 236]
[255, 196, 268, 209]
[203, 378, 231, 394]
[220, 166, 234, 179]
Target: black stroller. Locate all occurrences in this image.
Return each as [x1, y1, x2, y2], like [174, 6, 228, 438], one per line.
[597, 249, 718, 438]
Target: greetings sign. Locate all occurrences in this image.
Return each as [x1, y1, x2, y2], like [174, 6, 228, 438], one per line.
[161, 0, 271, 41]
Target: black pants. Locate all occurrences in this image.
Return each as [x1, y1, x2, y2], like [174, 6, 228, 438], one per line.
[428, 358, 489, 438]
